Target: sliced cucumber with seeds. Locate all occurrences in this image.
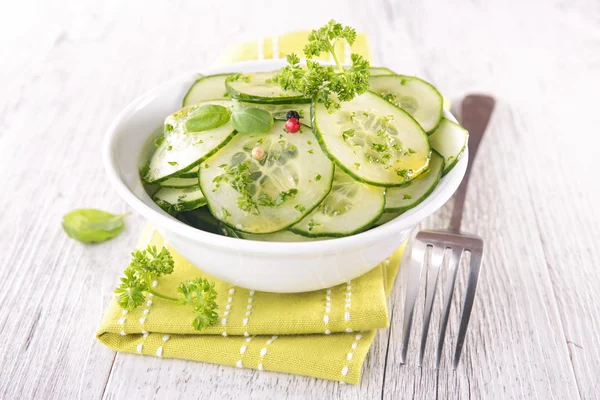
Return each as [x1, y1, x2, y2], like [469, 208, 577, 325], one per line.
[312, 91, 430, 187]
[291, 168, 385, 237]
[183, 74, 232, 106]
[146, 100, 236, 183]
[385, 150, 444, 213]
[200, 121, 334, 234]
[238, 102, 312, 127]
[369, 67, 396, 76]
[175, 165, 200, 179]
[369, 75, 443, 133]
[159, 176, 199, 188]
[153, 186, 206, 214]
[428, 118, 468, 175]
[226, 72, 310, 104]
[236, 229, 330, 242]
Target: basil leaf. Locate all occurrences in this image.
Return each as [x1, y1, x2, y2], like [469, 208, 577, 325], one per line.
[62, 208, 129, 244]
[185, 105, 231, 132]
[232, 107, 273, 134]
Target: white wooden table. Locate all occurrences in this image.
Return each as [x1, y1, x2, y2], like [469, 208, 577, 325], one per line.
[1, 0, 599, 398]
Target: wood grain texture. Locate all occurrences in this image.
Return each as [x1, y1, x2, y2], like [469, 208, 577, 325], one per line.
[0, 0, 599, 399]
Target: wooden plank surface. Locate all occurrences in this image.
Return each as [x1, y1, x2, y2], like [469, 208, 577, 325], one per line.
[0, 0, 599, 398]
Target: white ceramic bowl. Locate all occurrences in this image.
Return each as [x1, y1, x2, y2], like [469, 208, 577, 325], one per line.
[103, 59, 467, 293]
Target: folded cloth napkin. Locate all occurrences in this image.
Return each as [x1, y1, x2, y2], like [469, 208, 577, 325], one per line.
[97, 31, 405, 384]
[97, 226, 405, 384]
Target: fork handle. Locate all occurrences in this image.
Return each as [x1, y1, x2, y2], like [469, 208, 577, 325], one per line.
[449, 94, 496, 233]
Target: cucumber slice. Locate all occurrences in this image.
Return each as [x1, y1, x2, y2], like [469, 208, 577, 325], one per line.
[369, 67, 395, 76]
[226, 72, 310, 104]
[374, 211, 403, 226]
[238, 102, 312, 127]
[177, 208, 240, 237]
[199, 121, 334, 234]
[291, 168, 385, 237]
[219, 223, 242, 238]
[385, 150, 444, 213]
[346, 66, 395, 76]
[312, 91, 431, 187]
[159, 176, 199, 188]
[175, 165, 199, 179]
[180, 203, 329, 241]
[236, 230, 329, 242]
[428, 118, 468, 175]
[369, 75, 443, 133]
[443, 96, 451, 111]
[176, 208, 223, 235]
[153, 186, 206, 213]
[146, 100, 236, 183]
[183, 74, 231, 106]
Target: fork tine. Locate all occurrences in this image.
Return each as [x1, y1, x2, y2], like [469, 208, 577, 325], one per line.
[453, 247, 484, 368]
[435, 246, 464, 369]
[400, 239, 427, 364]
[418, 244, 445, 366]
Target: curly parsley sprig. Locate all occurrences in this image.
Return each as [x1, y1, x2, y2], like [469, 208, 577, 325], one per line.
[176, 278, 218, 330]
[114, 245, 218, 331]
[271, 20, 370, 109]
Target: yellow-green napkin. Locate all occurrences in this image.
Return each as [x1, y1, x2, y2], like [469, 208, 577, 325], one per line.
[97, 31, 406, 384]
[97, 226, 404, 383]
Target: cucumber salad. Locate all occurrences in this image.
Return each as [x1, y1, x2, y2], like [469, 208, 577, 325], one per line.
[141, 21, 468, 242]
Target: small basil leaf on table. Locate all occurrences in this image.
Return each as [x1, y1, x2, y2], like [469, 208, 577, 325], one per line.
[62, 208, 130, 243]
[232, 107, 273, 133]
[185, 104, 231, 132]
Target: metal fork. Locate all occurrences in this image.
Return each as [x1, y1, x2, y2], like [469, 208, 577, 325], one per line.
[400, 94, 496, 369]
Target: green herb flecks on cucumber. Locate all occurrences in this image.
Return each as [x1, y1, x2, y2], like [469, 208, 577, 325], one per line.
[369, 75, 443, 133]
[199, 121, 334, 234]
[226, 72, 311, 104]
[312, 91, 431, 187]
[428, 118, 468, 175]
[146, 100, 236, 183]
[384, 150, 444, 213]
[153, 186, 207, 214]
[291, 168, 385, 237]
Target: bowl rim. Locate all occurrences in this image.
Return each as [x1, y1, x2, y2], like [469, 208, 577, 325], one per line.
[103, 59, 467, 255]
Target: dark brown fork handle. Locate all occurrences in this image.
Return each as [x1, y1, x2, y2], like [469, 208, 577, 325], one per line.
[449, 95, 496, 233]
